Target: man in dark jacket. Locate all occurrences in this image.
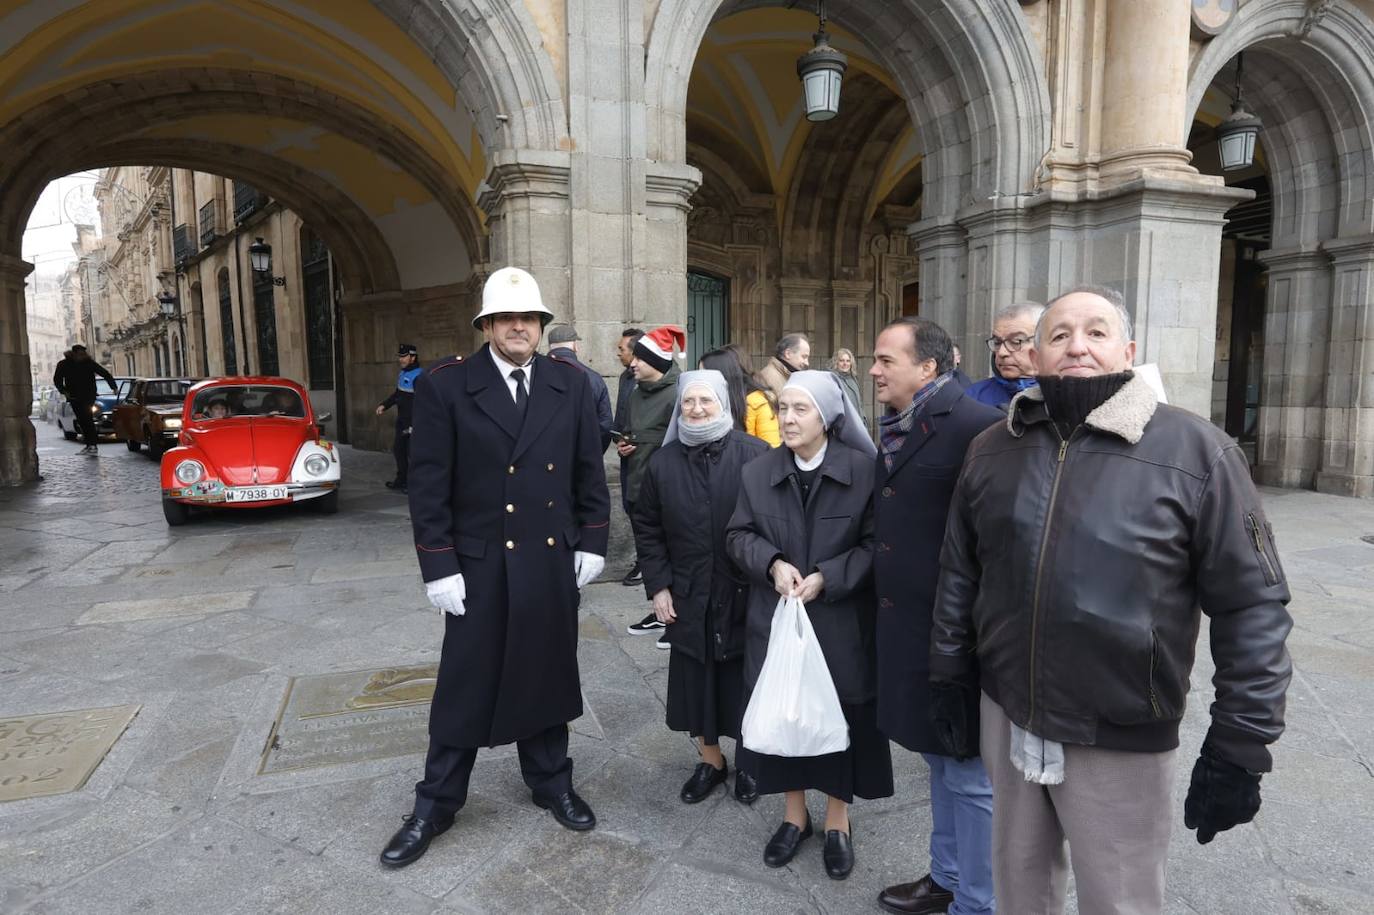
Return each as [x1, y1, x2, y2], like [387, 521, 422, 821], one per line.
[871, 318, 1002, 915]
[930, 287, 1292, 912]
[375, 343, 422, 492]
[52, 344, 116, 454]
[619, 326, 683, 628]
[547, 324, 613, 452]
[613, 328, 644, 578]
[380, 267, 610, 869]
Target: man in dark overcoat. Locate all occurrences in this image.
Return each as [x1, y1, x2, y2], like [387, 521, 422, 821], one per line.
[870, 318, 1002, 915]
[380, 267, 610, 868]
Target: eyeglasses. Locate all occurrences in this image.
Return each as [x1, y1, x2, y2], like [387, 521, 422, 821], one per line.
[985, 334, 1032, 353]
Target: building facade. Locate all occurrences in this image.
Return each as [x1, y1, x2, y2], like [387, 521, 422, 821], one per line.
[2, 0, 1373, 496]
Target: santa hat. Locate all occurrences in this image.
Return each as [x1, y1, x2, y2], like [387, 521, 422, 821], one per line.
[633, 325, 687, 373]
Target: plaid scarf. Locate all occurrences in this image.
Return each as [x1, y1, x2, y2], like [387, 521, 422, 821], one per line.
[879, 372, 954, 471]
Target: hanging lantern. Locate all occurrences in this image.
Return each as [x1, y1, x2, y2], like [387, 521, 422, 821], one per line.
[1216, 53, 1263, 172]
[796, 2, 847, 122]
[248, 237, 273, 275]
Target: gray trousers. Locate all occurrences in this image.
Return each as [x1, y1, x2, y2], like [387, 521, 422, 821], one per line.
[980, 694, 1177, 915]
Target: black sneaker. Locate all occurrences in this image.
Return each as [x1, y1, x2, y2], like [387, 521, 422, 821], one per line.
[655, 635, 670, 650]
[626, 612, 665, 636]
[621, 563, 643, 586]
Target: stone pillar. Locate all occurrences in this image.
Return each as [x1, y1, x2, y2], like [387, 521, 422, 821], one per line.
[1316, 235, 1374, 498]
[479, 149, 573, 310]
[1099, 0, 1195, 180]
[1021, 180, 1251, 418]
[907, 220, 969, 333]
[1255, 247, 1332, 490]
[0, 253, 38, 485]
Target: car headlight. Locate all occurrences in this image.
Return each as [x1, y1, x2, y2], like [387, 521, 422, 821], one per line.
[304, 454, 330, 476]
[174, 459, 204, 484]
[164, 418, 182, 430]
[89, 404, 100, 414]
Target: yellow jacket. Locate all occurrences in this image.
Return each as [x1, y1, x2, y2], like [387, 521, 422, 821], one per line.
[745, 389, 781, 447]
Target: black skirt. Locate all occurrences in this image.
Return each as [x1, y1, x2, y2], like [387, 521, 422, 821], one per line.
[665, 644, 745, 745]
[735, 700, 894, 804]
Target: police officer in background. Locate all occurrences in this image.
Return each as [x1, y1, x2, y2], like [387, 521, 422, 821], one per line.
[375, 343, 422, 492]
[380, 267, 611, 869]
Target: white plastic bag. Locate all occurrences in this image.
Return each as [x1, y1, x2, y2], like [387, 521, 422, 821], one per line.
[741, 595, 850, 757]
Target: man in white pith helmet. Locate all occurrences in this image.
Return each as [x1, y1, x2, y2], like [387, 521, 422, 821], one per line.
[380, 267, 611, 868]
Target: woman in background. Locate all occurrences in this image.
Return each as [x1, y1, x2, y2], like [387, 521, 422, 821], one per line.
[699, 345, 781, 447]
[828, 348, 868, 426]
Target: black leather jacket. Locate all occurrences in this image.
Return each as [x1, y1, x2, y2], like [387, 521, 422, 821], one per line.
[930, 376, 1292, 771]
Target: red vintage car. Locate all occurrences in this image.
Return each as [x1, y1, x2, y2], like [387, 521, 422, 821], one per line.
[159, 376, 341, 525]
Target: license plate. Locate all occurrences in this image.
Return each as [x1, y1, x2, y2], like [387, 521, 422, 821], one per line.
[225, 485, 289, 503]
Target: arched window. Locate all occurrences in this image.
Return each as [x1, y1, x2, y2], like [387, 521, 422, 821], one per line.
[217, 268, 237, 375]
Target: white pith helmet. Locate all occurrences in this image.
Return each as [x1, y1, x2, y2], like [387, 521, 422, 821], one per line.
[472, 267, 555, 329]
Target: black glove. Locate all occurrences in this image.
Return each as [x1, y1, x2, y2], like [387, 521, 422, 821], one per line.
[929, 679, 980, 761]
[1183, 746, 1262, 844]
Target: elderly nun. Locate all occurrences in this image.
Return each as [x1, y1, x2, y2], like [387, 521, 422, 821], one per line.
[726, 370, 893, 880]
[633, 369, 771, 805]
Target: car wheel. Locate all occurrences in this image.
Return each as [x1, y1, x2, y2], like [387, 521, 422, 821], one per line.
[60, 420, 77, 441]
[313, 490, 339, 514]
[162, 498, 190, 526]
[125, 437, 141, 452]
[145, 428, 163, 459]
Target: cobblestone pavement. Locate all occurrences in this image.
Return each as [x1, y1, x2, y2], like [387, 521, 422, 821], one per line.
[1, 418, 1372, 914]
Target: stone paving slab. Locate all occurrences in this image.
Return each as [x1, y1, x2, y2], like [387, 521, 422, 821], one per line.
[1, 420, 1372, 913]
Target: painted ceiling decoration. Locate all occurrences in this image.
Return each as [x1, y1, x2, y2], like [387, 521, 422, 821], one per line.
[687, 8, 922, 226]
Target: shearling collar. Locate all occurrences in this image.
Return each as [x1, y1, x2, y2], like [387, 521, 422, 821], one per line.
[1007, 373, 1158, 444]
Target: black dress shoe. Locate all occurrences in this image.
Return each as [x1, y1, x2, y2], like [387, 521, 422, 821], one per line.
[763, 815, 812, 868]
[379, 813, 453, 868]
[534, 789, 596, 831]
[621, 563, 643, 586]
[384, 479, 406, 491]
[733, 769, 758, 804]
[877, 873, 956, 915]
[680, 761, 727, 804]
[823, 828, 854, 880]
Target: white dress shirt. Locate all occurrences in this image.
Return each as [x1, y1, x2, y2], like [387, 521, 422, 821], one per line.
[488, 346, 535, 403]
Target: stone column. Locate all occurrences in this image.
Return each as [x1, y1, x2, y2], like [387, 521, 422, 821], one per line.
[0, 253, 38, 485]
[1099, 0, 1195, 180]
[479, 149, 574, 315]
[1254, 247, 1332, 490]
[1315, 235, 1374, 498]
[907, 220, 969, 333]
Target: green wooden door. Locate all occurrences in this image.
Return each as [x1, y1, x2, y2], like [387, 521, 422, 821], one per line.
[686, 271, 729, 368]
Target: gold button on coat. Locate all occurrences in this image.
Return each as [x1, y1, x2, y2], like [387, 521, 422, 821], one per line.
[546, 500, 554, 509]
[546, 463, 554, 471]
[508, 465, 516, 475]
[505, 540, 515, 550]
[547, 537, 556, 547]
[506, 504, 515, 513]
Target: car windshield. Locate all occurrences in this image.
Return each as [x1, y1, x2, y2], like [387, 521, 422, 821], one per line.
[192, 385, 306, 420]
[95, 377, 119, 397]
[145, 380, 194, 405]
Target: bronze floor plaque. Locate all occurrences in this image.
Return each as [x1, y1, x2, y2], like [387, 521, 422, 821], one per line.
[260, 664, 602, 774]
[260, 665, 438, 774]
[0, 705, 140, 802]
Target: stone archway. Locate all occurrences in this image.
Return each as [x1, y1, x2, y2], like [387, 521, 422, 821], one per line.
[1187, 1, 1374, 497]
[0, 0, 564, 483]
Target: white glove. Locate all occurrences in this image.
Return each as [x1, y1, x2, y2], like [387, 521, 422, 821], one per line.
[573, 552, 605, 589]
[425, 573, 466, 616]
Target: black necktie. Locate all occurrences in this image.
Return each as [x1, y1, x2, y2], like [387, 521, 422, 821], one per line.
[510, 368, 528, 415]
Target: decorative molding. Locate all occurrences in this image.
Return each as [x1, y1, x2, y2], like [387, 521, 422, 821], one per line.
[1293, 0, 1336, 38]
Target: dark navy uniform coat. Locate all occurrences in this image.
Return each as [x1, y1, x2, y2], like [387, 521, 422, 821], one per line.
[873, 381, 1002, 753]
[409, 344, 610, 748]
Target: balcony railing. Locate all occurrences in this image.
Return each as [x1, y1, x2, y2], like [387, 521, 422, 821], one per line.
[198, 201, 219, 248]
[233, 182, 264, 223]
[173, 223, 195, 264]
